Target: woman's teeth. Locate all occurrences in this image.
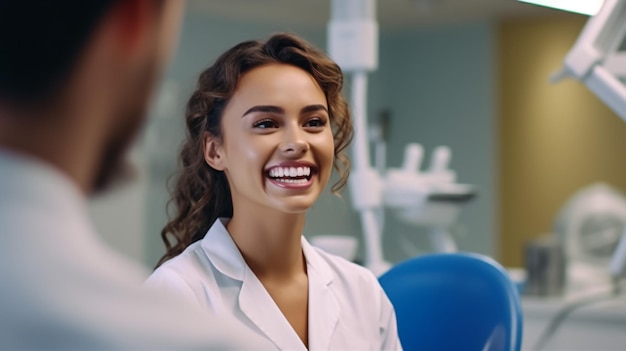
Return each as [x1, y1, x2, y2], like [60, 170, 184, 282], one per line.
[268, 166, 311, 178]
[274, 178, 308, 184]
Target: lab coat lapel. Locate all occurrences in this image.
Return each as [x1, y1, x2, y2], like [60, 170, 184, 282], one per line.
[303, 237, 340, 351]
[203, 219, 306, 349]
[239, 267, 307, 350]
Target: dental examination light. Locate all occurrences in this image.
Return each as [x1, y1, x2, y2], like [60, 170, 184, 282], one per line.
[328, 0, 476, 276]
[551, 0, 626, 122]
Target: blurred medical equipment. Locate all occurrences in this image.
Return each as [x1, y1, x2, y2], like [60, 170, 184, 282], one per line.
[521, 1, 626, 348]
[379, 252, 523, 351]
[551, 0, 626, 284]
[554, 183, 626, 294]
[525, 183, 626, 350]
[526, 284, 625, 351]
[523, 234, 566, 297]
[548, 0, 626, 293]
[328, 0, 476, 276]
[384, 144, 476, 253]
[551, 0, 626, 122]
[549, 8, 626, 297]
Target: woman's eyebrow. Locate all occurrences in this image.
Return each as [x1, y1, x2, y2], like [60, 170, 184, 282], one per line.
[300, 104, 328, 114]
[241, 105, 284, 117]
[241, 104, 328, 117]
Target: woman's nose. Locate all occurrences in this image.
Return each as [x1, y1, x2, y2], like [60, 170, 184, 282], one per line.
[279, 128, 308, 156]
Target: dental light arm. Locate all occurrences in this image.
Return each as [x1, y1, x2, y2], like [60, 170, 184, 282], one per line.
[552, 0, 626, 121]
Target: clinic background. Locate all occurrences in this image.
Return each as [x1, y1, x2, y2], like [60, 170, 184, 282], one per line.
[87, 0, 626, 271]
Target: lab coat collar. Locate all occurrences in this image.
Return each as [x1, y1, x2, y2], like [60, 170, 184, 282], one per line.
[238, 265, 308, 350]
[199, 218, 337, 286]
[200, 219, 340, 350]
[302, 237, 340, 351]
[301, 236, 334, 286]
[199, 220, 306, 349]
[237, 239, 340, 350]
[199, 218, 247, 281]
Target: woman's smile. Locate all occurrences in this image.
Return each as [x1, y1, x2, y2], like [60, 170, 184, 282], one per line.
[265, 161, 318, 189]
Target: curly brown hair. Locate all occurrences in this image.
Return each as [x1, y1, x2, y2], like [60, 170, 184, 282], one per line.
[156, 33, 353, 268]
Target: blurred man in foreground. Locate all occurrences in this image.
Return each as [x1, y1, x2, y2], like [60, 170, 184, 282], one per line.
[0, 1, 253, 349]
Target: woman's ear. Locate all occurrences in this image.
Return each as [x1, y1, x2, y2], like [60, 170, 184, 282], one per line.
[203, 133, 225, 171]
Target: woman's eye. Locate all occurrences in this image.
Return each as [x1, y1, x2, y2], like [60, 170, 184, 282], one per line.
[305, 118, 327, 128]
[253, 119, 278, 129]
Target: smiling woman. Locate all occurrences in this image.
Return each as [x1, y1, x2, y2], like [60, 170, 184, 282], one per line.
[207, 63, 335, 215]
[145, 33, 402, 350]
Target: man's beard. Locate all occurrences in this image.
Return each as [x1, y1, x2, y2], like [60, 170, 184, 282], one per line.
[90, 59, 158, 196]
[91, 139, 140, 196]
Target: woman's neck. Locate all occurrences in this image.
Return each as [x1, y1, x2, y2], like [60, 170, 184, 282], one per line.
[227, 206, 307, 280]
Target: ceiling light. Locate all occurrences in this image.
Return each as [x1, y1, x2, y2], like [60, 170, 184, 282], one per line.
[517, 0, 604, 16]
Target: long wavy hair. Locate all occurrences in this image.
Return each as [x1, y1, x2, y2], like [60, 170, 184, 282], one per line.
[156, 33, 353, 268]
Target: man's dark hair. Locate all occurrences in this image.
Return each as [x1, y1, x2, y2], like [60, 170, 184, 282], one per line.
[0, 1, 117, 103]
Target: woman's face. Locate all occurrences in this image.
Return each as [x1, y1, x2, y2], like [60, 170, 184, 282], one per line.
[206, 63, 335, 214]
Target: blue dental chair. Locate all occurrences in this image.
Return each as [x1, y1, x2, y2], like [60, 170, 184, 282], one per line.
[379, 252, 523, 351]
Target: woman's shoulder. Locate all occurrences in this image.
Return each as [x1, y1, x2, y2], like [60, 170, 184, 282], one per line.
[153, 241, 205, 272]
[145, 240, 224, 305]
[146, 241, 211, 289]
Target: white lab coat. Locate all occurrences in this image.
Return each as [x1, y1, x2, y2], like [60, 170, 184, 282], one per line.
[0, 149, 259, 350]
[146, 218, 403, 351]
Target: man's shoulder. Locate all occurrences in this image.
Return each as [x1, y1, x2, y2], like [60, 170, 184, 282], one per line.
[0, 224, 249, 350]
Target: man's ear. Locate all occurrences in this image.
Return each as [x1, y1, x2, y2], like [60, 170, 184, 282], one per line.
[203, 133, 226, 171]
[106, 0, 158, 60]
